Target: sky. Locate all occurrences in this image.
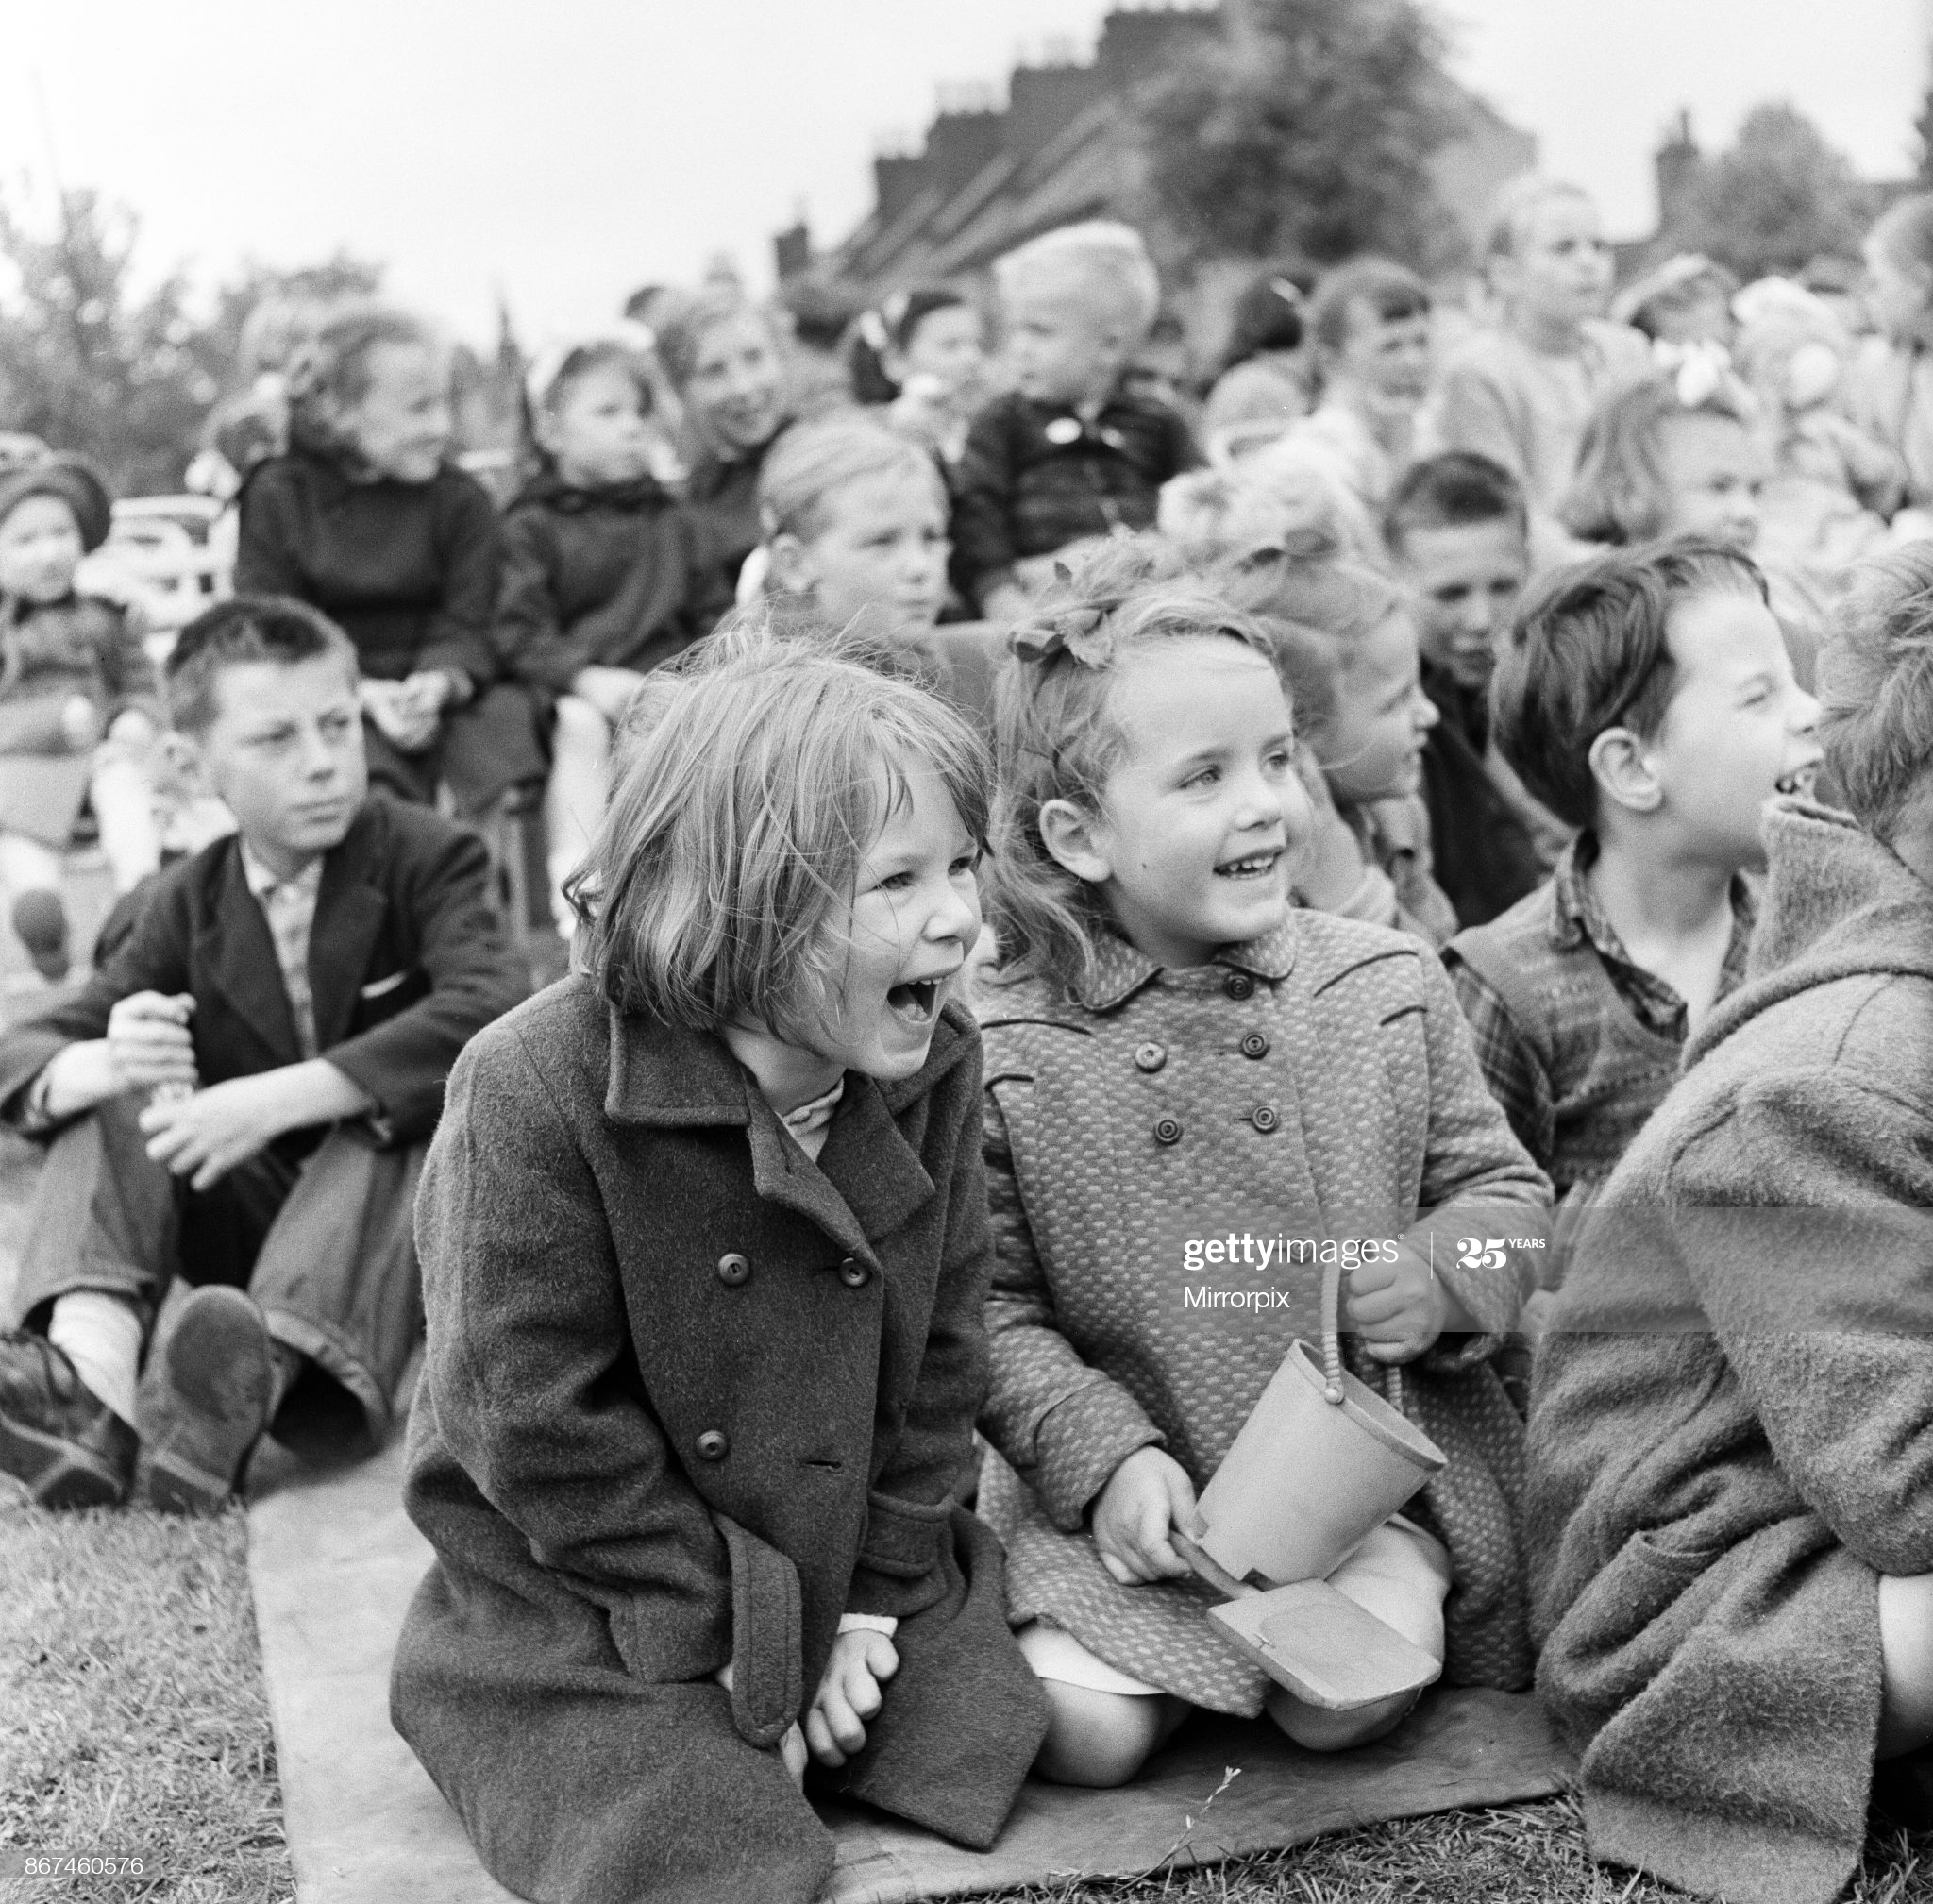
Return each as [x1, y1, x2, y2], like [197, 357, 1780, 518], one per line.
[0, 0, 1925, 345]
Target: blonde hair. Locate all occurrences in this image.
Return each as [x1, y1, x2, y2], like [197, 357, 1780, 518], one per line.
[994, 221, 1161, 339]
[757, 412, 945, 544]
[1559, 369, 1756, 546]
[1486, 177, 1596, 261]
[1819, 545, 1933, 836]
[571, 614, 990, 1038]
[650, 287, 786, 391]
[986, 534, 1282, 993]
[284, 303, 445, 472]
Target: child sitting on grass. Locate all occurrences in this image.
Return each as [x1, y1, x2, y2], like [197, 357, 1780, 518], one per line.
[0, 456, 162, 980]
[1432, 178, 1649, 541]
[392, 620, 1046, 1903]
[0, 597, 525, 1514]
[973, 543, 1548, 1788]
[1527, 542, 1933, 1904]
[1385, 452, 1570, 927]
[1444, 539, 1822, 1236]
[236, 303, 544, 816]
[496, 329, 728, 936]
[951, 222, 1200, 623]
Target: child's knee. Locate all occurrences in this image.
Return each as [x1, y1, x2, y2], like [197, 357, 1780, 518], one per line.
[1326, 1519, 1452, 1660]
[1033, 1682, 1177, 1787]
[1266, 1680, 1420, 1753]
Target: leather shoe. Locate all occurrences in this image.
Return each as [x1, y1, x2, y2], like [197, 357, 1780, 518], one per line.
[137, 1286, 274, 1514]
[0, 1329, 137, 1508]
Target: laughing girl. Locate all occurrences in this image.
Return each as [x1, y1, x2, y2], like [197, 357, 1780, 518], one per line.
[393, 618, 1046, 1904]
[973, 541, 1548, 1786]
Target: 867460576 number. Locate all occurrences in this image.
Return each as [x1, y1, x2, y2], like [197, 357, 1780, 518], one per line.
[19, 1856, 152, 1879]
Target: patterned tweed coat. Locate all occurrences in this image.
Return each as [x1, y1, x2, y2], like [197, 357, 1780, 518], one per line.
[977, 914, 1552, 1712]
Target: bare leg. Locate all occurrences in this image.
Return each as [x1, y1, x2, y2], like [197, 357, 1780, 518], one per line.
[1267, 1520, 1449, 1752]
[89, 755, 162, 893]
[1877, 1573, 1933, 1760]
[1034, 1682, 1189, 1788]
[544, 696, 611, 936]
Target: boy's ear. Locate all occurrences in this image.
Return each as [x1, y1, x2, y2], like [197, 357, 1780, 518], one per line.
[766, 532, 816, 598]
[1587, 725, 1663, 817]
[160, 729, 209, 795]
[1037, 799, 1113, 885]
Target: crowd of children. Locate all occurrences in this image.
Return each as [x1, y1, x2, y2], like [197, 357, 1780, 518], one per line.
[1, 178, 1931, 1904]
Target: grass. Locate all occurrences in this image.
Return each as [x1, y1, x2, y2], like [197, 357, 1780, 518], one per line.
[0, 1501, 293, 1904]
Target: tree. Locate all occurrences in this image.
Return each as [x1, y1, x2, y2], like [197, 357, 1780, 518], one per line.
[1663, 102, 1868, 280]
[0, 188, 229, 495]
[1138, 0, 1464, 273]
[0, 182, 386, 496]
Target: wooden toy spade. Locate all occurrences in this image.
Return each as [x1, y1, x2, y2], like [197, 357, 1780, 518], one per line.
[1171, 1259, 1449, 1714]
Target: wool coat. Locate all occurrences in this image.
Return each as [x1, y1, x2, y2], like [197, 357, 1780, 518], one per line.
[392, 984, 1048, 1904]
[494, 470, 730, 700]
[1528, 800, 1933, 1904]
[976, 916, 1551, 1711]
[0, 793, 524, 1150]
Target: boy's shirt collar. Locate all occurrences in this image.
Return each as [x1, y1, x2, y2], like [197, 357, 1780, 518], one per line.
[1552, 832, 1757, 1037]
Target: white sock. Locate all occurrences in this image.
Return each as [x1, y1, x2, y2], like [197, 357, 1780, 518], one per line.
[47, 1290, 144, 1427]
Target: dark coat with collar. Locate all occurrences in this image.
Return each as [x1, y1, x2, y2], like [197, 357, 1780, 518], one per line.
[948, 388, 1200, 603]
[0, 794, 525, 1147]
[391, 981, 1047, 1904]
[494, 469, 729, 698]
[235, 451, 499, 685]
[1528, 801, 1933, 1904]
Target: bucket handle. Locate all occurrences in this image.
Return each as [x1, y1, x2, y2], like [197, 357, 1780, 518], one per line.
[1320, 1255, 1404, 1418]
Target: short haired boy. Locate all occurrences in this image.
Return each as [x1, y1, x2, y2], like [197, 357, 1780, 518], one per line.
[951, 223, 1201, 623]
[1385, 451, 1571, 926]
[1443, 539, 1821, 1242]
[1430, 179, 1650, 535]
[0, 598, 527, 1512]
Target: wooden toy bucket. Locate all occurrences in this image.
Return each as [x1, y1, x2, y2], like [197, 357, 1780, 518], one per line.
[1193, 1260, 1447, 1589]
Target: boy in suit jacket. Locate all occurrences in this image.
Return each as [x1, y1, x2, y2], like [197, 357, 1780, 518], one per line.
[0, 596, 527, 1512]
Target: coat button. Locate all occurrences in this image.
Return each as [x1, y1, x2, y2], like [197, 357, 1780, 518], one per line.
[696, 1429, 730, 1461]
[1240, 1031, 1269, 1059]
[1252, 1104, 1280, 1133]
[1153, 1116, 1183, 1145]
[838, 1257, 871, 1288]
[1224, 972, 1255, 1000]
[715, 1253, 751, 1287]
[1134, 1042, 1167, 1073]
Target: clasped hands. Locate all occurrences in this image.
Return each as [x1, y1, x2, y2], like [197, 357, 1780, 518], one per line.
[719, 1627, 900, 1786]
[361, 671, 462, 753]
[1090, 1244, 1454, 1586]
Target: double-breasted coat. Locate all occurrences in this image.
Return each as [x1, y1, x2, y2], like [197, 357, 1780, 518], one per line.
[392, 982, 1048, 1904]
[975, 915, 1552, 1711]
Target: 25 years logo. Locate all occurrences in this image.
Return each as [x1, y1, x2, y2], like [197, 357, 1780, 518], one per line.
[1455, 1238, 1546, 1270]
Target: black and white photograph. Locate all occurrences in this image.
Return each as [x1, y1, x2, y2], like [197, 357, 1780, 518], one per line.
[3, 3, 1933, 1900]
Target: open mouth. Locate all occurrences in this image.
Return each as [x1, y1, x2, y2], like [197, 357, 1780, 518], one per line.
[1214, 849, 1281, 883]
[1774, 765, 1818, 798]
[886, 976, 944, 1025]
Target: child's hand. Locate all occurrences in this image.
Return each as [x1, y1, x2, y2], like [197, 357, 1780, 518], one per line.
[1091, 1446, 1202, 1586]
[361, 678, 439, 753]
[1347, 1244, 1468, 1364]
[105, 991, 198, 1093]
[60, 694, 103, 752]
[804, 1628, 899, 1768]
